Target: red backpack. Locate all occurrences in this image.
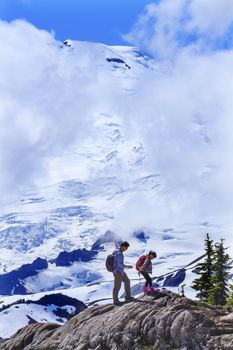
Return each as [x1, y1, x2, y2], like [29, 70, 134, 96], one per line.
[136, 255, 146, 271]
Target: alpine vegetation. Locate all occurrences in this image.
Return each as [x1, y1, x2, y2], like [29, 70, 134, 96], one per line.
[192, 234, 232, 305]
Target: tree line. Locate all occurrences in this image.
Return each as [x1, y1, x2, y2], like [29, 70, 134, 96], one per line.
[192, 233, 233, 306]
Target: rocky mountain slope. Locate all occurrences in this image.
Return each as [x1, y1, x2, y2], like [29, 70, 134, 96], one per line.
[1, 290, 233, 350]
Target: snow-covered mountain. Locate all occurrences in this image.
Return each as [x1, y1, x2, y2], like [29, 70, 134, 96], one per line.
[0, 40, 159, 272]
[0, 40, 204, 272]
[0, 293, 86, 339]
[0, 39, 232, 339]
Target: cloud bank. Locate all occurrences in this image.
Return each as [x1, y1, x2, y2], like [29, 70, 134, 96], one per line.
[118, 0, 233, 235]
[1, 3, 233, 240]
[0, 19, 121, 201]
[124, 0, 233, 60]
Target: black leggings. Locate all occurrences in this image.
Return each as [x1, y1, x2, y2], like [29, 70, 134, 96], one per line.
[140, 271, 152, 287]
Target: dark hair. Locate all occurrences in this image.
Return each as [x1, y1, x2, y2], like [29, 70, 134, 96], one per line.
[120, 241, 130, 248]
[149, 250, 157, 258]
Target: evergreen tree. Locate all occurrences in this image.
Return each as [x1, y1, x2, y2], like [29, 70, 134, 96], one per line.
[192, 233, 214, 301]
[226, 285, 233, 307]
[208, 239, 232, 305]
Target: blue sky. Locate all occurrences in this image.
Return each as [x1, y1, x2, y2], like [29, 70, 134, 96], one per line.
[0, 0, 154, 45]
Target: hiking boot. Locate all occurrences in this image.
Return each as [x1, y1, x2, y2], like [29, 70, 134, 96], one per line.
[114, 300, 123, 306]
[149, 286, 156, 293]
[125, 296, 135, 302]
[143, 286, 148, 294]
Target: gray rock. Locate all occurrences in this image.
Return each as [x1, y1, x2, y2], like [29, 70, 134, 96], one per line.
[220, 312, 233, 323]
[1, 290, 233, 350]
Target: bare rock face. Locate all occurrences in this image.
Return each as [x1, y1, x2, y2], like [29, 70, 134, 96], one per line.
[1, 290, 233, 350]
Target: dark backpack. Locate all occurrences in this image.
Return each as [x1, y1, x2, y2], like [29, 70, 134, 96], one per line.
[106, 253, 115, 272]
[136, 255, 146, 271]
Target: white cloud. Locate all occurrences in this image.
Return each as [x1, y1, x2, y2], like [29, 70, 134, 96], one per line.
[1, 12, 233, 237]
[0, 19, 121, 202]
[188, 0, 233, 37]
[117, 0, 233, 233]
[130, 49, 233, 222]
[108, 49, 233, 238]
[124, 0, 233, 60]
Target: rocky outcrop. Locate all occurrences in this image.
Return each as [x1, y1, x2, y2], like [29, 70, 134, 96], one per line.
[1, 290, 233, 350]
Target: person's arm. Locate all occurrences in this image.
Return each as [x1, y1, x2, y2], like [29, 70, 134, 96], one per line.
[123, 262, 134, 269]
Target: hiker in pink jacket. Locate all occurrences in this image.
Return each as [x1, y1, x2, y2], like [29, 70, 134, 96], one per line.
[137, 250, 157, 293]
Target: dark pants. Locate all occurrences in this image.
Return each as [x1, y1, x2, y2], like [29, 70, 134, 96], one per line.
[140, 271, 152, 287]
[113, 272, 131, 302]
